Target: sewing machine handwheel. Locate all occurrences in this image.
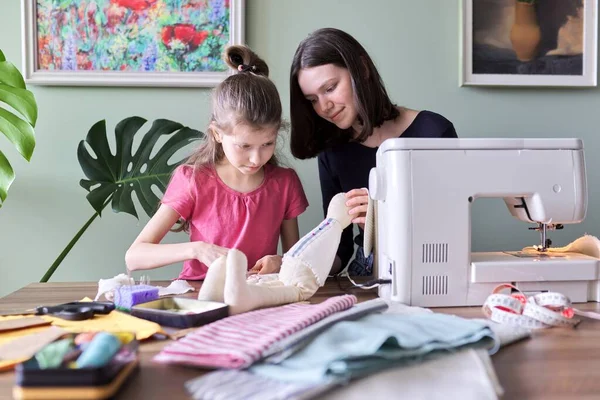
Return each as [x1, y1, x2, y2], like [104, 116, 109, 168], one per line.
[369, 168, 385, 200]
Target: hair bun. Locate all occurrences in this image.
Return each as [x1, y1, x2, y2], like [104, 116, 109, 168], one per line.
[229, 52, 244, 66]
[223, 45, 269, 77]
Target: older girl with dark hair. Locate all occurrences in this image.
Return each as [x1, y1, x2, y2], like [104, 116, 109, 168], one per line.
[290, 28, 457, 276]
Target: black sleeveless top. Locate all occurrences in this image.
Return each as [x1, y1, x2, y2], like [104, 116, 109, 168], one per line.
[317, 110, 458, 270]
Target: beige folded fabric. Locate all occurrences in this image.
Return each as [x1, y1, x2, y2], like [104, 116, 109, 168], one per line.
[319, 348, 503, 400]
[522, 234, 600, 257]
[363, 194, 375, 257]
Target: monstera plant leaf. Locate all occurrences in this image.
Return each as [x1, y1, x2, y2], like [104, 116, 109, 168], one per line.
[0, 48, 38, 208]
[40, 117, 202, 282]
[78, 116, 201, 218]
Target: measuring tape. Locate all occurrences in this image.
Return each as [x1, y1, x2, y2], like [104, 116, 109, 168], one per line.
[482, 284, 581, 329]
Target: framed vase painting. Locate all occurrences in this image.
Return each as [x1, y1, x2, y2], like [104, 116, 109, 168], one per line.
[22, 0, 245, 87]
[460, 0, 597, 87]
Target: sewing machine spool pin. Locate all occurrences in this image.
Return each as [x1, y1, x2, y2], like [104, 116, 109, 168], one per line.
[528, 222, 564, 252]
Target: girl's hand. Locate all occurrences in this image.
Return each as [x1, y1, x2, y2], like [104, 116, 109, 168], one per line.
[248, 255, 283, 275]
[345, 188, 369, 229]
[195, 242, 229, 266]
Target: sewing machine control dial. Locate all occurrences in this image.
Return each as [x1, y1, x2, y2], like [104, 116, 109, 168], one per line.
[369, 168, 386, 201]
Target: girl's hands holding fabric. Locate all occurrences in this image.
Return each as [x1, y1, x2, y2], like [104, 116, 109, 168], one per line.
[248, 255, 283, 275]
[195, 242, 229, 266]
[345, 188, 369, 229]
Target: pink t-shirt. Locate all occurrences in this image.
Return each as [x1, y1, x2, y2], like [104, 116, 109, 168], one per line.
[161, 163, 309, 280]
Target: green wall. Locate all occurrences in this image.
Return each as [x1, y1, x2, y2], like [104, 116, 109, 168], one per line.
[1, 1, 599, 296]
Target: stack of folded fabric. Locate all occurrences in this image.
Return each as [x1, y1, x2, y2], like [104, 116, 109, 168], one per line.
[181, 297, 522, 400]
[186, 348, 501, 400]
[153, 295, 359, 368]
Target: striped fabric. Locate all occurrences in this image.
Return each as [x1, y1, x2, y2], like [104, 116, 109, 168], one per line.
[261, 298, 388, 364]
[289, 218, 335, 257]
[153, 295, 357, 369]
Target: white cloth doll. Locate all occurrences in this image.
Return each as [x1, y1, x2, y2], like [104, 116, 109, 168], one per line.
[198, 193, 354, 314]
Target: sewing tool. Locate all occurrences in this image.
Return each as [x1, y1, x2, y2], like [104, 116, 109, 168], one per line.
[482, 282, 600, 329]
[0, 301, 115, 321]
[482, 283, 579, 329]
[113, 285, 159, 311]
[369, 138, 598, 307]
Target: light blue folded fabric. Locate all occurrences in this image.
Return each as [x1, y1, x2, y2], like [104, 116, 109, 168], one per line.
[250, 313, 497, 384]
[262, 298, 389, 364]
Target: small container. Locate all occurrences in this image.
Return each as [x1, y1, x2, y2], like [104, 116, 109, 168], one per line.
[131, 297, 228, 328]
[13, 332, 138, 400]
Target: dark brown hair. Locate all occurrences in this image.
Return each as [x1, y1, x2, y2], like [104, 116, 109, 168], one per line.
[289, 28, 399, 159]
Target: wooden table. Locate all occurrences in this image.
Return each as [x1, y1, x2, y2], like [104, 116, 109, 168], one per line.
[1, 280, 600, 399]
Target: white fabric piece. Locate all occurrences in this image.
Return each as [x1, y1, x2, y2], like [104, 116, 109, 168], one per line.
[285, 219, 344, 287]
[94, 273, 134, 301]
[198, 256, 227, 302]
[284, 192, 353, 286]
[198, 193, 354, 314]
[223, 249, 306, 315]
[319, 348, 503, 400]
[246, 273, 280, 284]
[326, 192, 354, 228]
[96, 273, 194, 302]
[158, 279, 195, 296]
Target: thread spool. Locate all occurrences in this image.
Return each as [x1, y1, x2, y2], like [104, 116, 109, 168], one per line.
[76, 332, 121, 368]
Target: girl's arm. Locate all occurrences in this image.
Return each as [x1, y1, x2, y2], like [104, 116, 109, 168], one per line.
[125, 204, 227, 271]
[248, 218, 300, 275]
[280, 217, 300, 253]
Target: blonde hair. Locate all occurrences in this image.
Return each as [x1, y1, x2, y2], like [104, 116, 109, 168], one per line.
[186, 45, 283, 169]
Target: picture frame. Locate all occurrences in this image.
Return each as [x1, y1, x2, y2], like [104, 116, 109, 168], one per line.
[460, 0, 597, 87]
[21, 0, 245, 87]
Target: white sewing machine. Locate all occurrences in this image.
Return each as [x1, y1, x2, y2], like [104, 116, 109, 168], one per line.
[369, 138, 600, 307]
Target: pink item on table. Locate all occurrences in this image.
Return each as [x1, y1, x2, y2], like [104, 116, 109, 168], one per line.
[153, 294, 357, 369]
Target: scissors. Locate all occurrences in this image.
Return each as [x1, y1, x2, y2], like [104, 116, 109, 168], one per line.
[1, 301, 115, 321]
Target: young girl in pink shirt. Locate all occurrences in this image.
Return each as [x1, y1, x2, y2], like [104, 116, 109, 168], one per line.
[125, 45, 309, 280]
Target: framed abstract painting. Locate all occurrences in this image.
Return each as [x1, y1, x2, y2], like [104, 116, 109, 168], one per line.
[460, 0, 597, 87]
[22, 0, 245, 87]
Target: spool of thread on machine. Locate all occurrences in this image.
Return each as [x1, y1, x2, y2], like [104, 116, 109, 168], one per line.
[114, 284, 159, 311]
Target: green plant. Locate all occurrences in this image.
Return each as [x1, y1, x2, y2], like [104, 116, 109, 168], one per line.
[40, 117, 202, 282]
[0, 49, 38, 208]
